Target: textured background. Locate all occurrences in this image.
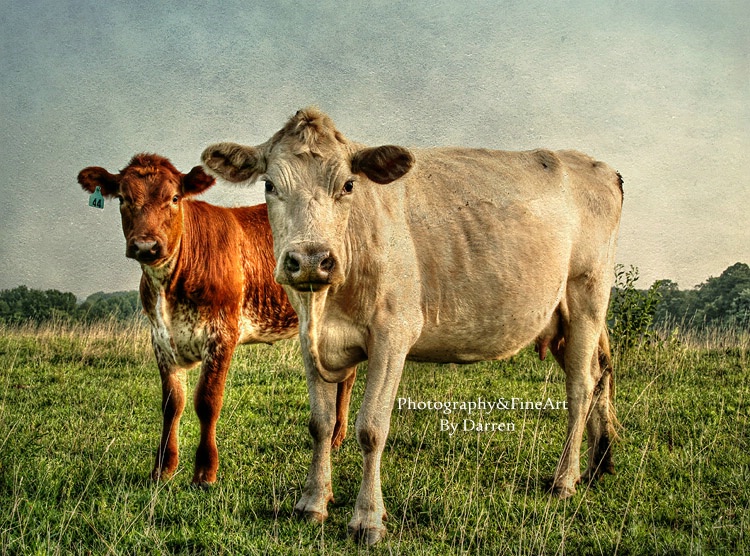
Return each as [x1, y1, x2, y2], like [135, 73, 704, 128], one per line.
[1, 0, 747, 297]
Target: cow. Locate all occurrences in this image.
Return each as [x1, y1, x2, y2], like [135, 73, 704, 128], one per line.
[78, 154, 356, 486]
[201, 108, 623, 544]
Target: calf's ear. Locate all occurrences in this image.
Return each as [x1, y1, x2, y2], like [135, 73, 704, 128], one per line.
[78, 167, 121, 197]
[201, 142, 265, 183]
[351, 145, 414, 184]
[182, 166, 216, 196]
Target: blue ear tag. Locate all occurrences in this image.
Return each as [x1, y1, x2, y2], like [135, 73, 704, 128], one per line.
[88, 186, 105, 209]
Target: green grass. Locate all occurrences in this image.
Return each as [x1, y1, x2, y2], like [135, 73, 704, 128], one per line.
[0, 321, 748, 555]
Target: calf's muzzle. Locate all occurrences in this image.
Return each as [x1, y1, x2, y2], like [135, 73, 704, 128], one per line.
[127, 239, 163, 263]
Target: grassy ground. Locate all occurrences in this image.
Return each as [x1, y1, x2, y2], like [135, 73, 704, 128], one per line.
[0, 320, 748, 555]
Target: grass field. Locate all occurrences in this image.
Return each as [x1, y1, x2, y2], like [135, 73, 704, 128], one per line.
[1, 320, 748, 555]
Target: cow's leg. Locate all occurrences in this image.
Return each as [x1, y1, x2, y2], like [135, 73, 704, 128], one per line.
[294, 354, 339, 521]
[582, 331, 616, 482]
[331, 366, 357, 449]
[348, 348, 409, 545]
[192, 340, 235, 485]
[152, 347, 186, 481]
[552, 283, 609, 498]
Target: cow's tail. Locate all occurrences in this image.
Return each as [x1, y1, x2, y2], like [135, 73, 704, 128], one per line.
[597, 329, 620, 441]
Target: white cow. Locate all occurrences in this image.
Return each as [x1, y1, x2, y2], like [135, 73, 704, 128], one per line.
[202, 107, 623, 544]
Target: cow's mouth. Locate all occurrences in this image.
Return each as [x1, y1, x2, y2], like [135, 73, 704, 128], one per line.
[289, 281, 331, 293]
[127, 250, 163, 265]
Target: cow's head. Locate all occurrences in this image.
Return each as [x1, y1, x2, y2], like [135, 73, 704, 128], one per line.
[202, 108, 414, 292]
[78, 154, 215, 265]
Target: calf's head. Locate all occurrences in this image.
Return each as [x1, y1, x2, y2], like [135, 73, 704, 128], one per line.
[78, 154, 215, 265]
[202, 108, 414, 291]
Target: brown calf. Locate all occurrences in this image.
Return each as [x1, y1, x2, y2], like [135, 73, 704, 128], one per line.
[78, 154, 354, 485]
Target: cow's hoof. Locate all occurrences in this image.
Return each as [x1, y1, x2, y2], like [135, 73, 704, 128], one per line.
[348, 523, 387, 545]
[348, 512, 387, 545]
[550, 483, 577, 499]
[582, 466, 614, 484]
[294, 492, 332, 522]
[297, 509, 327, 523]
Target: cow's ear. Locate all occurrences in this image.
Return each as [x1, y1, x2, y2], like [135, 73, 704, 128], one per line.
[182, 166, 216, 196]
[201, 142, 265, 183]
[78, 167, 121, 197]
[351, 145, 414, 184]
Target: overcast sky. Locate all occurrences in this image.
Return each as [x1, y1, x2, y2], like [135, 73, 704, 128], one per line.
[1, 0, 747, 298]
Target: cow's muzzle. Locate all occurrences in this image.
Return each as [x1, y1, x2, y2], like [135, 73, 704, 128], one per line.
[127, 239, 163, 264]
[280, 243, 337, 291]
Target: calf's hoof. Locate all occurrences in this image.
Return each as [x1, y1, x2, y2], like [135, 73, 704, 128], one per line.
[151, 466, 175, 482]
[330, 428, 346, 450]
[191, 468, 217, 487]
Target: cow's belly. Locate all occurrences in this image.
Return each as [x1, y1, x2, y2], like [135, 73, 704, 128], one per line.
[405, 200, 570, 363]
[409, 283, 562, 363]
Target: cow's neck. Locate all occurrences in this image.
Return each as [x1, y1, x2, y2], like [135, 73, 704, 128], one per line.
[140, 245, 180, 292]
[297, 289, 353, 383]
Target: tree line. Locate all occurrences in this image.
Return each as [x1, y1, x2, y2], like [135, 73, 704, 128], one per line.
[607, 262, 749, 350]
[0, 286, 142, 325]
[1, 262, 749, 335]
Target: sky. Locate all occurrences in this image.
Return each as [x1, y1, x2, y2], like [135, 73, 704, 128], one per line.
[1, 0, 748, 298]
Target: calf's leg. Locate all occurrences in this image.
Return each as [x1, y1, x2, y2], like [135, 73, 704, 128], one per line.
[152, 342, 186, 481]
[331, 367, 357, 449]
[192, 341, 234, 485]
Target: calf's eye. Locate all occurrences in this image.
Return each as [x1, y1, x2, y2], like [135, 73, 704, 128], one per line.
[172, 195, 180, 203]
[264, 180, 276, 194]
[342, 180, 354, 194]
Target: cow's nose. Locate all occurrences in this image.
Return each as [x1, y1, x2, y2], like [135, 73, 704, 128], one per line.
[283, 246, 336, 286]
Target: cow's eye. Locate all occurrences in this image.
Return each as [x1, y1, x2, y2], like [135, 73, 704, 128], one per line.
[264, 180, 277, 194]
[172, 195, 180, 204]
[342, 180, 354, 195]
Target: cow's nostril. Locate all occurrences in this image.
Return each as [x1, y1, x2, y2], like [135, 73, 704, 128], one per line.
[319, 256, 335, 273]
[285, 253, 301, 274]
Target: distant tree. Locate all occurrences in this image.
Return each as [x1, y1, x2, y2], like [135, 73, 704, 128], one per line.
[691, 262, 750, 327]
[650, 262, 750, 331]
[653, 279, 697, 326]
[77, 291, 142, 322]
[728, 288, 750, 328]
[0, 286, 77, 324]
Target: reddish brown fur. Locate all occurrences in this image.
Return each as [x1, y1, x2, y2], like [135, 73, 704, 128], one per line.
[78, 154, 355, 484]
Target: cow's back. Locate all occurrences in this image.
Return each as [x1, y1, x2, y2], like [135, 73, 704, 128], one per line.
[351, 147, 622, 362]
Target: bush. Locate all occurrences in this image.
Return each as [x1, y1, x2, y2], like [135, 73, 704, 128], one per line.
[608, 265, 662, 352]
